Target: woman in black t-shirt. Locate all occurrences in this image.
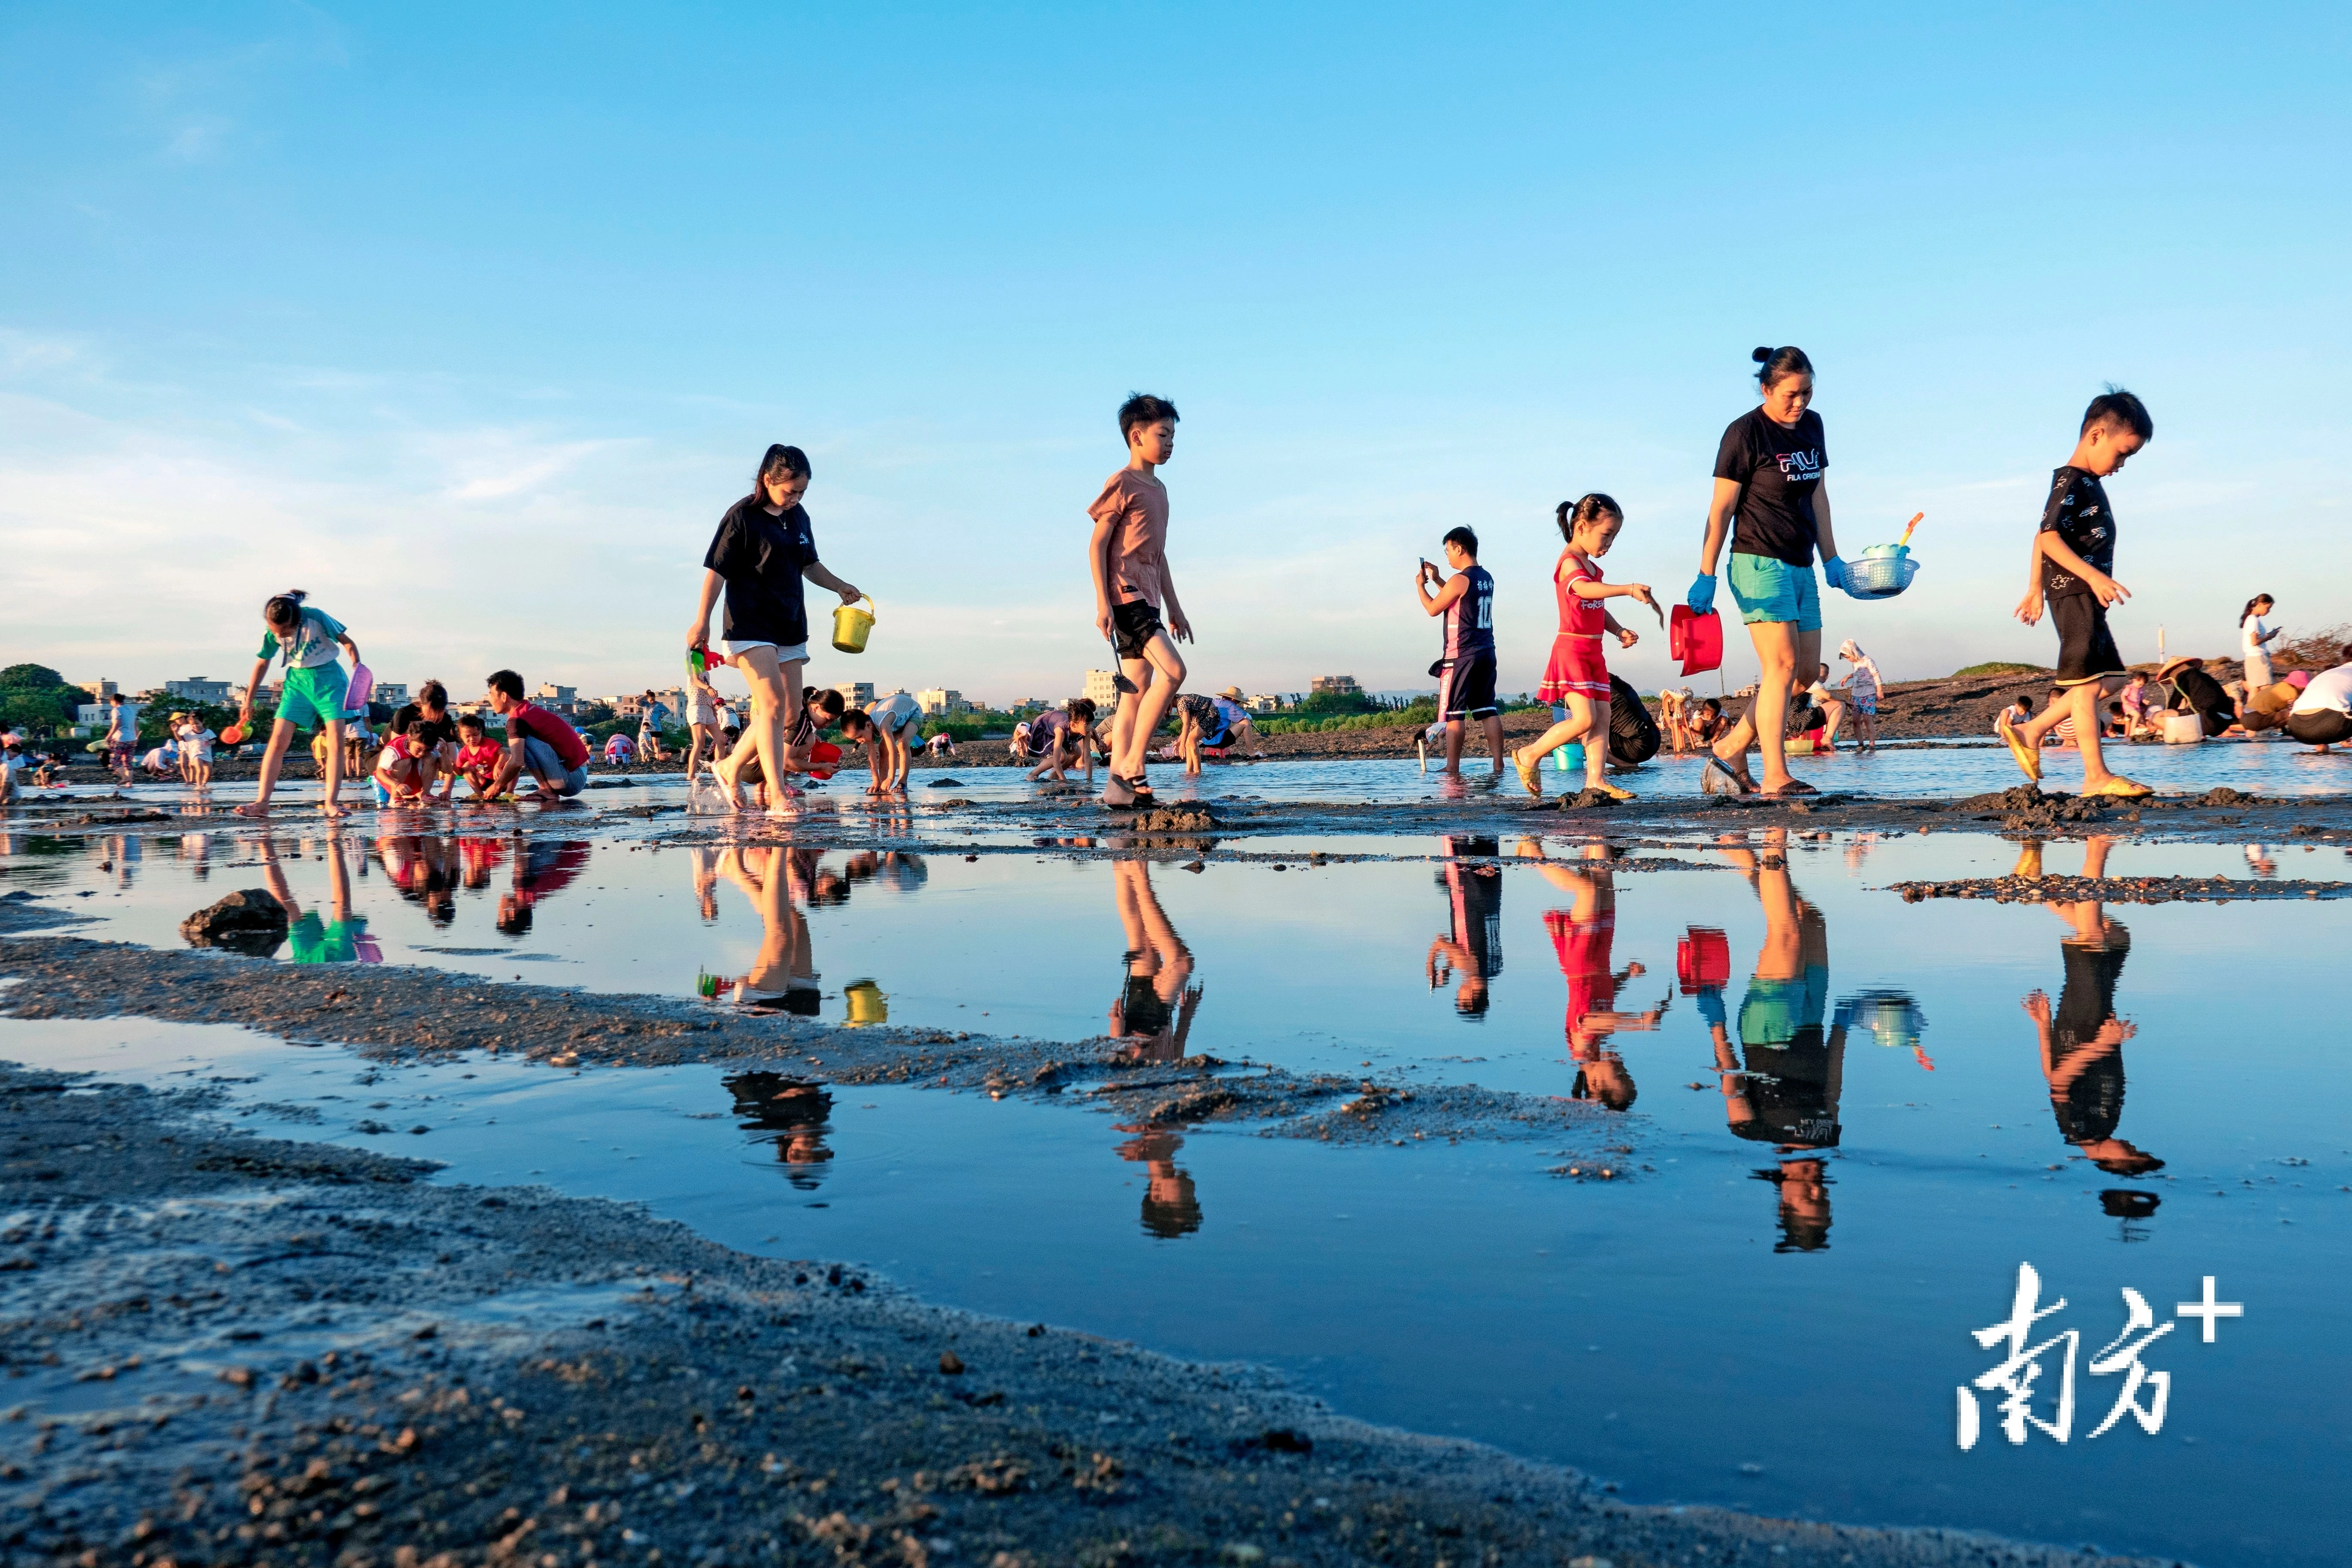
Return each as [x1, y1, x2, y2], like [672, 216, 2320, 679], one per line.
[1687, 347, 1850, 798]
[688, 444, 864, 816]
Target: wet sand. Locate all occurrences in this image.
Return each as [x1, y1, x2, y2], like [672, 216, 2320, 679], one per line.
[0, 1061, 2171, 1568]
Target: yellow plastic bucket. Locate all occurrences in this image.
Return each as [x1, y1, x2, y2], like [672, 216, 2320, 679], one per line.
[832, 596, 876, 655]
[843, 979, 889, 1026]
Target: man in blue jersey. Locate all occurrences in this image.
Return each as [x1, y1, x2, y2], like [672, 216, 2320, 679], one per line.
[1416, 526, 1504, 777]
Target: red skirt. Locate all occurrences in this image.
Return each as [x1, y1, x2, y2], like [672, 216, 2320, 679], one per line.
[1538, 634, 1610, 703]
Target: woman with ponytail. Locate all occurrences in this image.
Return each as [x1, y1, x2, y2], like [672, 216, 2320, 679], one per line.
[1509, 494, 1657, 802]
[234, 589, 361, 818]
[1687, 346, 1846, 796]
[2240, 594, 2279, 691]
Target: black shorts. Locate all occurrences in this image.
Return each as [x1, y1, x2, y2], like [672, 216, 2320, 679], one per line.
[1437, 653, 1499, 720]
[2050, 594, 2125, 689]
[2287, 708, 2352, 745]
[1112, 598, 1165, 661]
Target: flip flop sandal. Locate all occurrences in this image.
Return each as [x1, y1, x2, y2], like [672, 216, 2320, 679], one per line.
[1591, 781, 1637, 802]
[2086, 775, 2155, 798]
[1761, 778, 1820, 798]
[1997, 715, 2042, 783]
[1513, 750, 1544, 799]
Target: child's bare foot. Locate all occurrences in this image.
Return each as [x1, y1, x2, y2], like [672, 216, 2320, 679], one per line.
[321, 801, 348, 818]
[709, 752, 749, 812]
[234, 801, 272, 818]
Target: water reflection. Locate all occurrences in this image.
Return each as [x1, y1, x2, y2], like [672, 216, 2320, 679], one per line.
[2020, 836, 2164, 1191]
[700, 846, 822, 1016]
[499, 839, 591, 936]
[723, 1071, 835, 1188]
[1115, 1124, 1203, 1238]
[257, 836, 382, 965]
[1520, 838, 1663, 1109]
[1110, 858, 1202, 1063]
[1429, 835, 1503, 1018]
[1712, 830, 1845, 1252]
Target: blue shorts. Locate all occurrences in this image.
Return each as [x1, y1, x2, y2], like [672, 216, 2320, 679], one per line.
[1727, 553, 1822, 632]
[521, 736, 588, 797]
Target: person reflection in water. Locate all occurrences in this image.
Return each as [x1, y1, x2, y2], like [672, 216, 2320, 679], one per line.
[1519, 837, 1664, 1109]
[1111, 858, 1202, 1063]
[1427, 834, 1504, 1017]
[1113, 1124, 1202, 1238]
[710, 845, 824, 1017]
[498, 839, 591, 936]
[257, 835, 381, 965]
[2021, 836, 2163, 1180]
[723, 1071, 834, 1188]
[1711, 829, 1847, 1252]
[376, 832, 459, 928]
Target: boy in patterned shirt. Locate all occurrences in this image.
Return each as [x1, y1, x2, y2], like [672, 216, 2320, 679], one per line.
[2000, 389, 2155, 798]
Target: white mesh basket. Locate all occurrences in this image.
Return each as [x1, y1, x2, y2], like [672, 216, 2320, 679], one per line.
[1844, 554, 1920, 600]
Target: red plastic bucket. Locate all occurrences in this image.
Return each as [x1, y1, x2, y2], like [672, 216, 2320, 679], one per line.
[1676, 927, 1731, 993]
[1670, 606, 1723, 677]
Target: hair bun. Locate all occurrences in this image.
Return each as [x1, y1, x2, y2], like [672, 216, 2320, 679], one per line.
[1751, 346, 1773, 364]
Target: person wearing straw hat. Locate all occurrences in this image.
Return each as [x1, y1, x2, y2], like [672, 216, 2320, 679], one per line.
[2000, 390, 2156, 796]
[2155, 655, 2234, 740]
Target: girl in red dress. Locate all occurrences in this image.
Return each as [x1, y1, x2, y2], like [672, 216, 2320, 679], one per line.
[1513, 493, 1659, 801]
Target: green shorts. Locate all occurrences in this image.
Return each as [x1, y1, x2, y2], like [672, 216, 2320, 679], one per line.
[288, 912, 364, 965]
[1737, 965, 1828, 1047]
[1727, 553, 1822, 632]
[277, 663, 351, 732]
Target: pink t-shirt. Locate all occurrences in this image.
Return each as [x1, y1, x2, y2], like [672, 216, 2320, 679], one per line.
[1088, 468, 1170, 608]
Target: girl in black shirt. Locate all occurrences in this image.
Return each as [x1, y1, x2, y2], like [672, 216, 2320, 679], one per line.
[688, 444, 864, 816]
[1687, 347, 1850, 798]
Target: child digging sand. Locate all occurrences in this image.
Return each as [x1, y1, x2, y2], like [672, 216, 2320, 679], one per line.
[838, 691, 921, 796]
[235, 590, 360, 818]
[2000, 389, 2156, 798]
[1512, 494, 1656, 803]
[453, 714, 505, 799]
[1088, 393, 1190, 808]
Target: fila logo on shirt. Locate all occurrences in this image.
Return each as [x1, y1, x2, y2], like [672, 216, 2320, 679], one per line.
[1776, 450, 1822, 481]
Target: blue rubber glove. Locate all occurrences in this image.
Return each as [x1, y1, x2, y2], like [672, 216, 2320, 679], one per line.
[1686, 574, 1717, 615]
[1821, 555, 1850, 593]
[1696, 988, 1727, 1031]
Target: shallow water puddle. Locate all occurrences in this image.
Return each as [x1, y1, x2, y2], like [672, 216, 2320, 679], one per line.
[5, 817, 2349, 1567]
[18, 734, 2352, 824]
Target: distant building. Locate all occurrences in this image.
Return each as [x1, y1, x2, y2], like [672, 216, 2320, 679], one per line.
[1084, 670, 1122, 710]
[914, 688, 964, 716]
[76, 701, 144, 730]
[84, 679, 117, 701]
[162, 677, 234, 704]
[373, 682, 410, 707]
[1311, 674, 1362, 697]
[830, 681, 876, 707]
[533, 683, 578, 714]
[1246, 693, 1283, 713]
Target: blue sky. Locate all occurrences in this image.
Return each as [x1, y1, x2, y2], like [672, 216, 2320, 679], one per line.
[4, 3, 2346, 706]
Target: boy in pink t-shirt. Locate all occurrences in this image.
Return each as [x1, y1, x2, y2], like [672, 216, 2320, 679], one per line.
[1087, 393, 1190, 808]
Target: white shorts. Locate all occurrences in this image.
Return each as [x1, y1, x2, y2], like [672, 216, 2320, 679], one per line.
[726, 640, 809, 665]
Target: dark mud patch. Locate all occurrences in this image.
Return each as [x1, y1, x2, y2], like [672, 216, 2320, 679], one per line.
[0, 936, 1623, 1156]
[0, 1064, 2168, 1568]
